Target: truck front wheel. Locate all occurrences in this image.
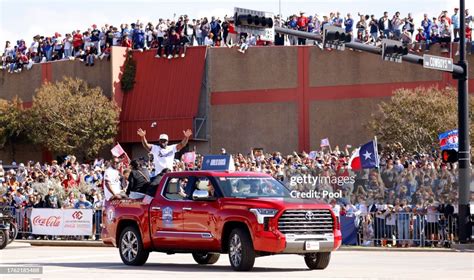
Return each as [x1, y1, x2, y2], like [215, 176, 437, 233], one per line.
[228, 228, 255, 271]
[192, 253, 220, 264]
[304, 252, 331, 270]
[119, 226, 149, 266]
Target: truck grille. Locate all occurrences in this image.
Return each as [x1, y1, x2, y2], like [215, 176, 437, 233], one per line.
[278, 209, 334, 234]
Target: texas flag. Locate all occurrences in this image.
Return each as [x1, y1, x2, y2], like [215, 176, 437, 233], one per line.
[349, 140, 379, 170]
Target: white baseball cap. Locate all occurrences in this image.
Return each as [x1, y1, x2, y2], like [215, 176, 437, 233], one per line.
[159, 134, 169, 141]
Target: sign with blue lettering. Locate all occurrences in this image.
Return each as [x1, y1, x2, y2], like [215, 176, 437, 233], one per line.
[201, 155, 235, 171]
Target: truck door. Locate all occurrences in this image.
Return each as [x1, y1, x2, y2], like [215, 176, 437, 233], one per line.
[181, 176, 221, 251]
[150, 176, 189, 249]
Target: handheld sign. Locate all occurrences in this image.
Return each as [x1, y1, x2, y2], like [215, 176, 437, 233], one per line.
[438, 129, 458, 151]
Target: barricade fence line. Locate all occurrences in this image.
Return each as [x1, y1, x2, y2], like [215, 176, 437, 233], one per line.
[5, 206, 458, 247]
[4, 206, 103, 241]
[356, 213, 457, 247]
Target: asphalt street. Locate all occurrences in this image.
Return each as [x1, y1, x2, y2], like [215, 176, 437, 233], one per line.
[1, 242, 472, 280]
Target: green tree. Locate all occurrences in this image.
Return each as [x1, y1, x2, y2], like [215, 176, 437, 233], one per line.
[0, 96, 28, 159]
[28, 78, 120, 159]
[368, 87, 473, 153]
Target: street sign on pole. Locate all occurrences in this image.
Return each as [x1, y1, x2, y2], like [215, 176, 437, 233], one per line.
[423, 54, 454, 72]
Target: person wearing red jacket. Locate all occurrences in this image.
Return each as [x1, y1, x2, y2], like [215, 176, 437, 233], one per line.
[121, 34, 132, 48]
[297, 11, 309, 45]
[415, 28, 427, 51]
[166, 29, 181, 59]
[72, 30, 83, 56]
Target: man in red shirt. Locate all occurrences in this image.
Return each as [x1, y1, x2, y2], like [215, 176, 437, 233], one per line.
[72, 30, 83, 56]
[297, 11, 309, 45]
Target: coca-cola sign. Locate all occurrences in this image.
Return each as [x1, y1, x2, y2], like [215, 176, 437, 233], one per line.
[31, 209, 92, 235]
[32, 215, 62, 227]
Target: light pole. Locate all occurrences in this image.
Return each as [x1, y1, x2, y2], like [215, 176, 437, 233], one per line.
[279, 0, 282, 26]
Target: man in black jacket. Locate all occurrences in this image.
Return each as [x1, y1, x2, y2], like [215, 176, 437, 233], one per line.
[438, 199, 455, 246]
[44, 188, 61, 208]
[127, 160, 150, 199]
[378, 12, 392, 39]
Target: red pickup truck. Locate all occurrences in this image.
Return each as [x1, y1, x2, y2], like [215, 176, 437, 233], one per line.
[102, 171, 341, 271]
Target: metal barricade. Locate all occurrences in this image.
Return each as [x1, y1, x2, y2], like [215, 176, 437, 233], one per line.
[8, 207, 104, 241]
[357, 212, 457, 247]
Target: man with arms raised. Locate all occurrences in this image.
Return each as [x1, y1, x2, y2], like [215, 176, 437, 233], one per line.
[137, 128, 192, 176]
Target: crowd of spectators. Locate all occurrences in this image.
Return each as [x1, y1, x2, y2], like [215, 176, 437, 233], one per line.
[2, 8, 473, 73]
[1, 143, 471, 246]
[281, 8, 473, 53]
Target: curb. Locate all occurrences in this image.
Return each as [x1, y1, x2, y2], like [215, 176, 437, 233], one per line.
[338, 246, 465, 253]
[15, 240, 113, 247]
[15, 241, 471, 252]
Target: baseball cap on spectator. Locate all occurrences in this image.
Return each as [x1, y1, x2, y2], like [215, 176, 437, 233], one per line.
[159, 134, 169, 141]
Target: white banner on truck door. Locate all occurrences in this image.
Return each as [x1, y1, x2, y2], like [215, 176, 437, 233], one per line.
[31, 209, 93, 235]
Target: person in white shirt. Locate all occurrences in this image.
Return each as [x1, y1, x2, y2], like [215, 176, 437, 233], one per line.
[330, 199, 341, 217]
[104, 157, 126, 200]
[204, 33, 214, 46]
[63, 34, 73, 58]
[137, 128, 192, 176]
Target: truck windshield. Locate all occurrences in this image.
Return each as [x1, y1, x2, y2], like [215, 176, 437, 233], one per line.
[216, 177, 291, 198]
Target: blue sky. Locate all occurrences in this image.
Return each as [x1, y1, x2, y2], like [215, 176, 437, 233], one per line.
[0, 0, 472, 48]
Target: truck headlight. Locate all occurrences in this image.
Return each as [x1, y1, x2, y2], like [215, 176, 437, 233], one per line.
[249, 208, 278, 224]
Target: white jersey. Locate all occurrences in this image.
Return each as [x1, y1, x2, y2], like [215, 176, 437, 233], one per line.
[104, 167, 121, 200]
[151, 144, 178, 174]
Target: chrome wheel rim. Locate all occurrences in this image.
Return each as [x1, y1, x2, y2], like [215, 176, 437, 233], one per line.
[121, 231, 138, 262]
[229, 234, 242, 267]
[0, 232, 4, 244]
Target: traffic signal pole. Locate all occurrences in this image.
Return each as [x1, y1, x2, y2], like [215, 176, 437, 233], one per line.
[457, 0, 471, 243]
[274, 0, 471, 243]
[274, 26, 465, 75]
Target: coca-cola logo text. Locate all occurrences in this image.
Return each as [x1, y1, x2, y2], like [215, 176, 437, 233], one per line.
[32, 215, 62, 227]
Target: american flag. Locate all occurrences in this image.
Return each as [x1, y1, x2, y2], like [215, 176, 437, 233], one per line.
[320, 138, 330, 147]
